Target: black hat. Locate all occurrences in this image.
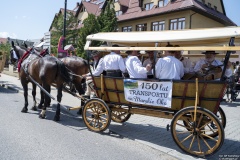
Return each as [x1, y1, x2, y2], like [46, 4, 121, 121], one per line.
[202, 51, 219, 54]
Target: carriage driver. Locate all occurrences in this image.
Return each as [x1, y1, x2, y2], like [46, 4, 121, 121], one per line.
[155, 44, 184, 79]
[194, 51, 232, 78]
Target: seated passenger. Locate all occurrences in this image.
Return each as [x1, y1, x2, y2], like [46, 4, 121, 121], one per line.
[102, 44, 126, 77]
[125, 50, 152, 78]
[155, 47, 184, 80]
[194, 51, 232, 78]
[143, 50, 159, 78]
[174, 45, 194, 73]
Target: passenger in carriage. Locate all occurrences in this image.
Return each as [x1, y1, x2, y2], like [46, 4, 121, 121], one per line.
[155, 44, 184, 79]
[194, 51, 232, 78]
[102, 44, 126, 77]
[125, 50, 152, 78]
[143, 50, 159, 78]
[174, 45, 194, 73]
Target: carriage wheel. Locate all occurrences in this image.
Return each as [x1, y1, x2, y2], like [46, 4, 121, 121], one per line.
[111, 105, 131, 123]
[171, 107, 224, 157]
[183, 106, 226, 138]
[82, 98, 111, 132]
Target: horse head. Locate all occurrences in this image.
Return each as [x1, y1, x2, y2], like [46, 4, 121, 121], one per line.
[10, 41, 28, 63]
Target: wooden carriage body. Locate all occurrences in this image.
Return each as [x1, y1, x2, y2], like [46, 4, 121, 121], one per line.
[81, 26, 240, 157]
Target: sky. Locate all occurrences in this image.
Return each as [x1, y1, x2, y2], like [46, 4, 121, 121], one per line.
[0, 0, 239, 40]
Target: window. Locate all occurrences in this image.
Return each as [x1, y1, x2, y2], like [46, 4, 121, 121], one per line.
[202, 0, 205, 3]
[170, 18, 185, 30]
[158, 0, 168, 7]
[115, 10, 122, 16]
[136, 24, 147, 31]
[208, 3, 211, 8]
[214, 6, 217, 11]
[122, 26, 132, 32]
[144, 3, 154, 10]
[152, 21, 165, 31]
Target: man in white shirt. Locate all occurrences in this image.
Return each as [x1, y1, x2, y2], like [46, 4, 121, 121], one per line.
[143, 51, 159, 78]
[102, 44, 126, 77]
[174, 45, 193, 73]
[194, 51, 232, 78]
[155, 48, 184, 80]
[125, 50, 152, 78]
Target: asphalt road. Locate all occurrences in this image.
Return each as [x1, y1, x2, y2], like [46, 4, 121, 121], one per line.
[0, 86, 177, 160]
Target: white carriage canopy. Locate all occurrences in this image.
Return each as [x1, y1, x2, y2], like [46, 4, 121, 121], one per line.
[84, 26, 240, 52]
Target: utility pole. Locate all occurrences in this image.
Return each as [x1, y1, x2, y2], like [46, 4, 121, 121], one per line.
[63, 0, 67, 49]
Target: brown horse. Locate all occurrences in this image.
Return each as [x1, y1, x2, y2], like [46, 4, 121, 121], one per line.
[18, 48, 71, 121]
[61, 56, 89, 95]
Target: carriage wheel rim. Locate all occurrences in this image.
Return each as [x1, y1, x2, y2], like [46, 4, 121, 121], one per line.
[171, 107, 224, 157]
[83, 99, 110, 132]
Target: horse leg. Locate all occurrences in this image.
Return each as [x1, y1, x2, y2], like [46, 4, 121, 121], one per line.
[31, 83, 37, 111]
[38, 90, 44, 109]
[54, 85, 63, 121]
[39, 84, 50, 119]
[21, 81, 29, 113]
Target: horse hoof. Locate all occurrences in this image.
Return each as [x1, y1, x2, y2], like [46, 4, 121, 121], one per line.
[39, 114, 46, 119]
[31, 106, 37, 111]
[21, 108, 28, 113]
[38, 105, 43, 109]
[53, 116, 60, 121]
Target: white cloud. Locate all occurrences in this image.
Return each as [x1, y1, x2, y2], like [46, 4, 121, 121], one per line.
[22, 16, 27, 19]
[0, 32, 17, 39]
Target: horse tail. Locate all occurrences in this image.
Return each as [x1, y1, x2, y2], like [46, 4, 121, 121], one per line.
[56, 61, 72, 83]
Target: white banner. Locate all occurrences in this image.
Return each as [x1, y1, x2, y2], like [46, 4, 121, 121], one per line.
[124, 79, 173, 108]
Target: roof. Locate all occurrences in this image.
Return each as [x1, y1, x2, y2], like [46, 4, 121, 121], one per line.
[75, 0, 106, 17]
[85, 26, 240, 49]
[0, 38, 8, 44]
[117, 0, 235, 26]
[64, 44, 75, 51]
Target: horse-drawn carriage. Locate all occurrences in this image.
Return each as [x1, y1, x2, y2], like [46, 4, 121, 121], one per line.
[79, 27, 240, 157]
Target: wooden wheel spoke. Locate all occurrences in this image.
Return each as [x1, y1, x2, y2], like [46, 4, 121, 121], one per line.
[199, 120, 213, 130]
[99, 116, 107, 121]
[197, 136, 202, 153]
[190, 112, 194, 122]
[189, 136, 195, 150]
[181, 134, 193, 143]
[197, 113, 203, 128]
[207, 123, 216, 133]
[177, 131, 193, 134]
[177, 122, 192, 130]
[199, 135, 212, 150]
[201, 133, 218, 142]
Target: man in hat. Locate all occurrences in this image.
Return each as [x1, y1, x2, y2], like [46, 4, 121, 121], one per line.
[194, 51, 232, 78]
[155, 45, 184, 79]
[143, 50, 159, 78]
[174, 45, 193, 73]
[125, 50, 152, 78]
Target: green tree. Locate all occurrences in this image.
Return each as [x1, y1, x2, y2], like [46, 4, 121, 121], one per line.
[77, 1, 118, 58]
[51, 11, 79, 55]
[77, 14, 100, 58]
[0, 43, 11, 55]
[98, 0, 118, 32]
